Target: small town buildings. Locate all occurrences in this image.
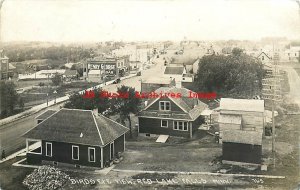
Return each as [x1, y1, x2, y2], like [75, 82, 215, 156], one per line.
[222, 130, 262, 164]
[163, 66, 187, 88]
[0, 50, 15, 80]
[85, 56, 130, 82]
[141, 77, 175, 93]
[169, 57, 200, 74]
[257, 52, 272, 64]
[18, 69, 65, 80]
[23, 108, 128, 168]
[63, 70, 79, 80]
[138, 87, 208, 138]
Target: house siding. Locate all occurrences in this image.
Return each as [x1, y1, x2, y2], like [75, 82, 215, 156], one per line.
[222, 142, 262, 164]
[147, 97, 183, 112]
[40, 141, 101, 168]
[138, 117, 191, 138]
[220, 110, 264, 132]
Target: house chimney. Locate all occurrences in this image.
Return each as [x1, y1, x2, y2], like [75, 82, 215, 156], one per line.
[92, 108, 98, 116]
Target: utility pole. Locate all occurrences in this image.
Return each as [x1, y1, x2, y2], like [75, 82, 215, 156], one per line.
[262, 46, 282, 169]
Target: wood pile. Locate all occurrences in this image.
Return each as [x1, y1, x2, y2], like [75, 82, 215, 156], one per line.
[23, 166, 70, 190]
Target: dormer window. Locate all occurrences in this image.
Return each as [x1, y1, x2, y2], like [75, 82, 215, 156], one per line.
[159, 101, 170, 111]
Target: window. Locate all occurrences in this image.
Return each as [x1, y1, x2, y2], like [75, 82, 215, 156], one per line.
[161, 120, 168, 128]
[45, 142, 52, 157]
[159, 101, 171, 111]
[72, 145, 79, 160]
[88, 147, 96, 162]
[262, 56, 264, 61]
[173, 121, 189, 131]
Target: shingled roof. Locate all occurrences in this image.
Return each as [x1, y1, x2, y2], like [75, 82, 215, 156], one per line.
[140, 87, 208, 121]
[164, 66, 185, 75]
[35, 110, 57, 120]
[220, 98, 265, 113]
[23, 108, 128, 147]
[222, 130, 263, 145]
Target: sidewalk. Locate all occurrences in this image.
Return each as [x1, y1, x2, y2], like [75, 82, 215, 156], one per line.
[0, 73, 137, 127]
[0, 142, 40, 164]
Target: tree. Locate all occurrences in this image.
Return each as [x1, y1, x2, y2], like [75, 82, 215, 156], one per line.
[0, 81, 23, 118]
[111, 86, 142, 138]
[64, 89, 110, 114]
[231, 47, 243, 56]
[195, 52, 264, 98]
[51, 73, 62, 86]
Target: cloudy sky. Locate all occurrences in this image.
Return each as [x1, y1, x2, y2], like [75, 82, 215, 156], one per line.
[1, 0, 300, 42]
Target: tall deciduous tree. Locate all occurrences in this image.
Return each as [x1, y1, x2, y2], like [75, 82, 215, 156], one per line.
[195, 51, 264, 98]
[51, 73, 62, 86]
[0, 81, 23, 118]
[111, 85, 142, 138]
[64, 89, 110, 114]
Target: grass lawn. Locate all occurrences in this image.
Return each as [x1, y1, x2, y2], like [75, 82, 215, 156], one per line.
[0, 157, 33, 190]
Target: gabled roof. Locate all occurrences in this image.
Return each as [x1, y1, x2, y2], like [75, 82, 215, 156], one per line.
[220, 98, 264, 113]
[257, 52, 271, 60]
[140, 87, 208, 121]
[23, 108, 128, 146]
[164, 66, 185, 75]
[35, 110, 57, 120]
[222, 130, 262, 145]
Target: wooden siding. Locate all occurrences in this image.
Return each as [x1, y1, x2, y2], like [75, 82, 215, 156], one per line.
[220, 110, 264, 131]
[40, 141, 101, 168]
[146, 97, 183, 112]
[222, 142, 262, 164]
[138, 117, 192, 138]
[27, 135, 126, 168]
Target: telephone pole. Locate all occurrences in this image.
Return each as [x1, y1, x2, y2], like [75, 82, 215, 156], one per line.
[262, 48, 282, 169]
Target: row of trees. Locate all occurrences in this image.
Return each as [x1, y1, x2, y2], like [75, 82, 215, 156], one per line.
[0, 81, 24, 119]
[64, 86, 141, 138]
[195, 48, 265, 98]
[5, 46, 93, 63]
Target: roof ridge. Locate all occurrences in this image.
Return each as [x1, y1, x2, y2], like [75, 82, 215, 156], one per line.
[22, 109, 61, 137]
[62, 108, 92, 112]
[91, 112, 104, 146]
[99, 114, 129, 131]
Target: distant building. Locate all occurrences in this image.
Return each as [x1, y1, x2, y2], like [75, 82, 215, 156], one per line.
[169, 58, 199, 74]
[0, 50, 14, 80]
[141, 77, 175, 93]
[23, 108, 128, 168]
[138, 87, 208, 138]
[163, 66, 187, 88]
[85, 56, 130, 82]
[257, 52, 272, 64]
[63, 70, 79, 80]
[18, 70, 65, 80]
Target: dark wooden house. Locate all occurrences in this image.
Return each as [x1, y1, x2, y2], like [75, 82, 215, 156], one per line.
[23, 108, 128, 168]
[222, 130, 262, 164]
[138, 87, 208, 138]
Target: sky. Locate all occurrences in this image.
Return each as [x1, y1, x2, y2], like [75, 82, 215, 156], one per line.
[1, 0, 300, 42]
